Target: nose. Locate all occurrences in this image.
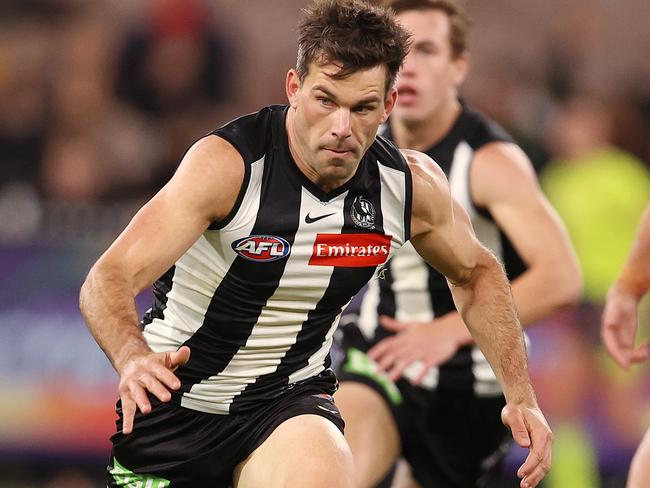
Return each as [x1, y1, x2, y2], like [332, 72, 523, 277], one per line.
[400, 51, 416, 76]
[331, 108, 352, 139]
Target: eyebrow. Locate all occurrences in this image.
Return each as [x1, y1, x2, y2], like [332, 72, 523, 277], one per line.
[312, 85, 381, 106]
[413, 40, 439, 50]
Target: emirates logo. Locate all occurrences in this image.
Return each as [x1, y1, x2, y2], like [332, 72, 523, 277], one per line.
[309, 233, 392, 267]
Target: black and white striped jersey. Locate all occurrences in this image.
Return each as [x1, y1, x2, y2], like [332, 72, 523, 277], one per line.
[142, 105, 413, 414]
[356, 103, 527, 396]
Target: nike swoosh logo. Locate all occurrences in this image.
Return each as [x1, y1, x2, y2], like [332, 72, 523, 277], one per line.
[316, 404, 338, 414]
[305, 212, 336, 224]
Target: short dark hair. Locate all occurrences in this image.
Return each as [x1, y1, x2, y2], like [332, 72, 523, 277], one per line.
[296, 0, 411, 94]
[387, 0, 471, 59]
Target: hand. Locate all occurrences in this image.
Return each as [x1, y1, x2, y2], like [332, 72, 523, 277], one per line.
[367, 314, 471, 384]
[501, 403, 553, 488]
[601, 285, 649, 370]
[117, 345, 191, 434]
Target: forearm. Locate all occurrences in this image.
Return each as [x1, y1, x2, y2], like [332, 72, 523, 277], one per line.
[450, 252, 536, 405]
[442, 264, 580, 346]
[509, 264, 581, 326]
[618, 206, 650, 298]
[79, 264, 151, 373]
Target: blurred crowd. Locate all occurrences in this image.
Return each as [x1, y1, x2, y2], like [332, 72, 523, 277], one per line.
[0, 0, 649, 486]
[0, 0, 237, 243]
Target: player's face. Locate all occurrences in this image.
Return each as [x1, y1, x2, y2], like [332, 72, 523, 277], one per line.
[393, 9, 468, 123]
[286, 62, 397, 186]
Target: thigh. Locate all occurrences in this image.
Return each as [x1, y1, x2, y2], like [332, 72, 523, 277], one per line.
[234, 414, 354, 488]
[335, 381, 401, 488]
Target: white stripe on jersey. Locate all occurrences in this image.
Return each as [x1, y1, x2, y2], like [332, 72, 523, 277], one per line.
[391, 242, 433, 323]
[143, 156, 265, 352]
[358, 278, 380, 341]
[377, 160, 408, 246]
[448, 141, 502, 257]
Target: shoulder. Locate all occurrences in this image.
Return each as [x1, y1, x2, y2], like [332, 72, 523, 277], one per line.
[460, 105, 513, 150]
[402, 149, 452, 229]
[401, 149, 448, 190]
[471, 141, 539, 207]
[169, 135, 245, 222]
[369, 134, 410, 172]
[213, 105, 284, 163]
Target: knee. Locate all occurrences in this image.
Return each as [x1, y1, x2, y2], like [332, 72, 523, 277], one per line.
[310, 435, 355, 488]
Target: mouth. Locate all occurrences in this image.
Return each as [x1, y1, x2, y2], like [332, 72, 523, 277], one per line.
[397, 86, 418, 104]
[322, 147, 352, 155]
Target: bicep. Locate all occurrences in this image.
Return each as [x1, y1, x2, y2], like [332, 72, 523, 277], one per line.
[95, 136, 244, 292]
[473, 143, 575, 269]
[406, 150, 483, 286]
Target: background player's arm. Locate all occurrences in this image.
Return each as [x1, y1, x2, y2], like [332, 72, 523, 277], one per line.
[79, 135, 244, 432]
[406, 149, 552, 488]
[602, 205, 650, 369]
[471, 142, 581, 325]
[371, 142, 581, 380]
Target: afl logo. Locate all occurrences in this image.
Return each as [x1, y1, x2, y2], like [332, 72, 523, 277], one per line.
[351, 195, 376, 229]
[232, 235, 291, 262]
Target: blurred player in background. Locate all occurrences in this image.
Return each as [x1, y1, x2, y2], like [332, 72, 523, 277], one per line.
[602, 205, 650, 488]
[334, 1, 581, 487]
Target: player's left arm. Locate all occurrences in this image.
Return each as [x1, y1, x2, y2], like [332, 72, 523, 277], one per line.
[406, 149, 551, 488]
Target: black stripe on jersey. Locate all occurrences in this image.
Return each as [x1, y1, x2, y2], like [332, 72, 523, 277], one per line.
[438, 345, 475, 390]
[372, 136, 415, 243]
[375, 265, 396, 344]
[501, 232, 526, 281]
[208, 107, 280, 230]
[211, 107, 274, 164]
[142, 266, 176, 326]
[428, 268, 456, 318]
[230, 164, 388, 411]
[174, 153, 302, 396]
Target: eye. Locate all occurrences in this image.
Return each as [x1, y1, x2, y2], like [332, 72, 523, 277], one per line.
[353, 105, 374, 114]
[317, 97, 333, 107]
[415, 43, 437, 56]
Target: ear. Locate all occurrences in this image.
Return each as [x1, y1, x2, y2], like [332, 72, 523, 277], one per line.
[451, 52, 470, 87]
[380, 87, 398, 124]
[286, 69, 302, 108]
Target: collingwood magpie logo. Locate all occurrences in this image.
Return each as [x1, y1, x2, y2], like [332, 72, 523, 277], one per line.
[351, 195, 376, 229]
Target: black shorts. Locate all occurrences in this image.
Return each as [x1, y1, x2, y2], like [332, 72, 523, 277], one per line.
[335, 324, 510, 488]
[107, 372, 344, 488]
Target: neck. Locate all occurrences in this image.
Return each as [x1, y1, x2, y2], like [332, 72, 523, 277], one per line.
[391, 97, 461, 151]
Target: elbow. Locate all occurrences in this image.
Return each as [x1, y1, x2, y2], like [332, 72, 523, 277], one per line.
[79, 266, 98, 318]
[562, 270, 583, 307]
[564, 270, 583, 306]
[550, 260, 583, 309]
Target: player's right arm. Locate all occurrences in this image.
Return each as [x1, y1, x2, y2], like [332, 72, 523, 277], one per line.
[79, 135, 244, 433]
[602, 205, 650, 369]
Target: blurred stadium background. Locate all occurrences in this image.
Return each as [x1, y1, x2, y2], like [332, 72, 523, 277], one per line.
[0, 0, 649, 486]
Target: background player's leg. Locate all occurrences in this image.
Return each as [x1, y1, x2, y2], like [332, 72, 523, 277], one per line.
[335, 382, 401, 488]
[234, 414, 354, 488]
[627, 427, 650, 488]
